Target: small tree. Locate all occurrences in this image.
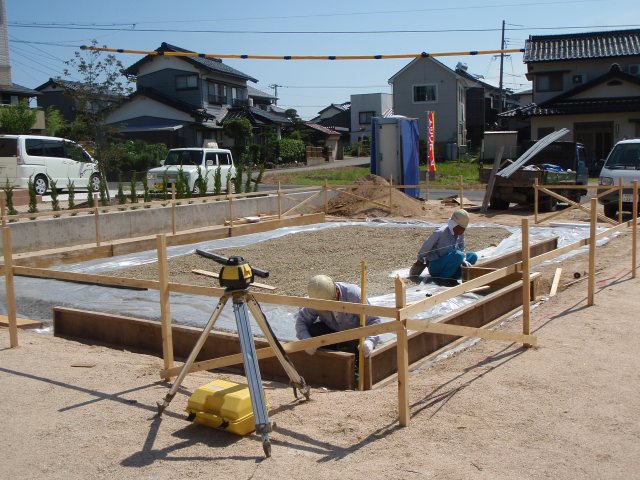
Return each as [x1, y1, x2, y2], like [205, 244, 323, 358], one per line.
[244, 162, 253, 193]
[233, 161, 244, 194]
[213, 166, 222, 196]
[175, 168, 188, 199]
[27, 176, 38, 215]
[129, 172, 138, 203]
[116, 180, 126, 205]
[161, 174, 169, 201]
[0, 100, 37, 134]
[195, 166, 208, 195]
[141, 175, 151, 203]
[44, 107, 67, 137]
[86, 178, 95, 208]
[3, 179, 18, 216]
[67, 179, 76, 210]
[225, 169, 232, 193]
[99, 176, 108, 207]
[48, 177, 61, 214]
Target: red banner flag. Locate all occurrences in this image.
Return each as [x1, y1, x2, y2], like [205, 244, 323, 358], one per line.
[427, 111, 436, 174]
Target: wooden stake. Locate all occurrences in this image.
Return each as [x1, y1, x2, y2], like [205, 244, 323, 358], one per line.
[618, 178, 623, 224]
[459, 175, 464, 207]
[549, 268, 562, 297]
[425, 172, 430, 202]
[534, 178, 539, 224]
[588, 198, 597, 306]
[389, 175, 393, 211]
[0, 194, 6, 227]
[395, 275, 409, 427]
[171, 184, 176, 235]
[277, 181, 282, 219]
[93, 194, 100, 247]
[633, 180, 638, 279]
[521, 218, 531, 346]
[228, 194, 234, 229]
[324, 178, 329, 214]
[157, 234, 174, 379]
[358, 261, 366, 391]
[2, 226, 18, 347]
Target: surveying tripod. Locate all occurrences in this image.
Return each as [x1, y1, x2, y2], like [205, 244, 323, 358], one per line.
[156, 252, 310, 458]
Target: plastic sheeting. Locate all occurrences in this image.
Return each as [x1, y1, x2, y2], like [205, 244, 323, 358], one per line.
[0, 220, 612, 344]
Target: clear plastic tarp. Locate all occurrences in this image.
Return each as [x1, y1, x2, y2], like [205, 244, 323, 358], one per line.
[0, 220, 611, 344]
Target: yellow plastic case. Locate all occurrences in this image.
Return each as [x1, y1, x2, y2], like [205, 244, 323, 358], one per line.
[186, 379, 268, 436]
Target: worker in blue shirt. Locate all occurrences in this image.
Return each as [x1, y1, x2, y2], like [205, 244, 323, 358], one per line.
[295, 275, 380, 357]
[409, 209, 478, 281]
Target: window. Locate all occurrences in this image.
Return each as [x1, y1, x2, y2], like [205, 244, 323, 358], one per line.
[207, 81, 227, 104]
[205, 152, 217, 165]
[413, 84, 437, 103]
[175, 74, 198, 91]
[25, 139, 45, 156]
[218, 153, 232, 166]
[44, 140, 65, 158]
[536, 73, 563, 92]
[359, 111, 375, 124]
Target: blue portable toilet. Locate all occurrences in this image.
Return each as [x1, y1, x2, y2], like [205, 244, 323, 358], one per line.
[370, 116, 420, 198]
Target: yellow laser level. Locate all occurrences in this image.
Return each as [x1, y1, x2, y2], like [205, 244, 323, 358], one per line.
[219, 256, 254, 290]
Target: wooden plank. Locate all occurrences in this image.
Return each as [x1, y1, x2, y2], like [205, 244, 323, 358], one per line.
[522, 219, 531, 346]
[588, 198, 597, 306]
[633, 181, 638, 279]
[157, 235, 174, 379]
[405, 320, 537, 346]
[192, 269, 276, 291]
[13, 265, 158, 290]
[549, 268, 562, 297]
[2, 226, 18, 347]
[0, 315, 42, 329]
[282, 189, 322, 217]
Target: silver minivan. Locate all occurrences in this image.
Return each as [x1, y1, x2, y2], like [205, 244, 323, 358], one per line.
[0, 135, 100, 195]
[598, 138, 640, 218]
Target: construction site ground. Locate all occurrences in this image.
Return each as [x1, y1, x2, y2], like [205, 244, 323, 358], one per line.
[2, 186, 639, 478]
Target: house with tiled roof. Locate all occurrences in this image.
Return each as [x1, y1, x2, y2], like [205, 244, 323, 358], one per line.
[501, 29, 640, 161]
[104, 42, 271, 148]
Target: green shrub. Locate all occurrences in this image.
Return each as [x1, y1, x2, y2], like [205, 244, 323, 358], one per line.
[195, 166, 208, 195]
[278, 138, 305, 163]
[67, 179, 76, 210]
[3, 179, 18, 216]
[141, 175, 151, 203]
[244, 162, 253, 193]
[86, 178, 95, 208]
[99, 177, 108, 207]
[213, 166, 222, 196]
[48, 177, 60, 212]
[117, 181, 126, 205]
[233, 161, 244, 194]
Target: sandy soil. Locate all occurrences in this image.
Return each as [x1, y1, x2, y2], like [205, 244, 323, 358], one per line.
[1, 189, 639, 478]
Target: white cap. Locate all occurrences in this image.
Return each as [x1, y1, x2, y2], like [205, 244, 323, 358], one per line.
[451, 209, 469, 228]
[308, 275, 337, 300]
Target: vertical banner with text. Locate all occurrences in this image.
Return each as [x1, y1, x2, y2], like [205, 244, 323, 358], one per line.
[427, 111, 436, 180]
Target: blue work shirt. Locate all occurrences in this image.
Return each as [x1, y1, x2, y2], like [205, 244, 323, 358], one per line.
[295, 282, 381, 345]
[417, 225, 465, 263]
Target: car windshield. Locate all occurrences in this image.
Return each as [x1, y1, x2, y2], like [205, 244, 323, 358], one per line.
[164, 150, 203, 166]
[606, 144, 640, 168]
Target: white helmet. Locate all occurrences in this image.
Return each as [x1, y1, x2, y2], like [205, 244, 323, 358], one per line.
[451, 209, 469, 229]
[308, 275, 337, 300]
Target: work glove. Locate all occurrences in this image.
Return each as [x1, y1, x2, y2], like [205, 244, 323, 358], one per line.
[363, 339, 374, 358]
[409, 261, 427, 277]
[305, 347, 317, 355]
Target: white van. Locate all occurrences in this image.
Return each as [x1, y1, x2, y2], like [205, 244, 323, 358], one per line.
[146, 147, 236, 194]
[598, 138, 640, 218]
[0, 135, 100, 195]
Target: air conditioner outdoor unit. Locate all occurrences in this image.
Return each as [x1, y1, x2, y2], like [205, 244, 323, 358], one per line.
[628, 64, 640, 76]
[572, 74, 587, 85]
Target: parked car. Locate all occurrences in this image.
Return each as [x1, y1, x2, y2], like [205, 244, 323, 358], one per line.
[598, 138, 640, 218]
[0, 135, 100, 195]
[146, 148, 236, 194]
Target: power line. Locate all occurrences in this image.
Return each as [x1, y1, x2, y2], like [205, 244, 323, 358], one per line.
[8, 22, 640, 35]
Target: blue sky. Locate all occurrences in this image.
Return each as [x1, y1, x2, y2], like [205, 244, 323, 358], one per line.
[7, 0, 639, 119]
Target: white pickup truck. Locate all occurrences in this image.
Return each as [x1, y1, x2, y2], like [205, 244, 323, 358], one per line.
[146, 147, 236, 194]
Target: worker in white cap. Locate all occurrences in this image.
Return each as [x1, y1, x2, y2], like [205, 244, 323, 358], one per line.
[409, 209, 478, 281]
[295, 275, 381, 357]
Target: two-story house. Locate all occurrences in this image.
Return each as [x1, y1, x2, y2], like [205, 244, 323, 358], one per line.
[105, 42, 277, 148]
[349, 92, 393, 144]
[388, 56, 487, 159]
[500, 29, 640, 161]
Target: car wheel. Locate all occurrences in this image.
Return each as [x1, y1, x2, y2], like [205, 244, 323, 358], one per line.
[192, 183, 201, 195]
[90, 173, 101, 193]
[33, 175, 48, 195]
[603, 203, 617, 219]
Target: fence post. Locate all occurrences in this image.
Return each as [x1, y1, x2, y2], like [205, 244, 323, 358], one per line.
[522, 218, 531, 346]
[588, 197, 597, 306]
[228, 193, 234, 229]
[2, 222, 18, 348]
[358, 261, 366, 391]
[277, 181, 282, 219]
[395, 276, 409, 427]
[389, 175, 393, 211]
[618, 178, 623, 224]
[171, 184, 176, 235]
[323, 179, 328, 214]
[424, 172, 430, 202]
[157, 234, 174, 380]
[93, 194, 100, 247]
[534, 178, 539, 224]
[459, 175, 464, 208]
[633, 180, 638, 279]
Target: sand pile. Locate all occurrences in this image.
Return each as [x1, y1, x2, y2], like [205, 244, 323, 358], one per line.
[325, 174, 427, 217]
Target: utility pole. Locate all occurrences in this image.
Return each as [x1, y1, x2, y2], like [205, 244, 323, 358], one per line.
[498, 19, 506, 116]
[268, 84, 282, 105]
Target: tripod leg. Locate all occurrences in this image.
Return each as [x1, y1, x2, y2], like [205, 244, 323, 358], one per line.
[246, 295, 311, 401]
[156, 294, 230, 416]
[233, 297, 272, 457]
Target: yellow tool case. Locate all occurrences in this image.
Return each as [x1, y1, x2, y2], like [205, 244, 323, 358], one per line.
[186, 379, 269, 436]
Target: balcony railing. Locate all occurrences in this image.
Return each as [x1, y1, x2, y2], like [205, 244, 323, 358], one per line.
[232, 98, 249, 107]
[207, 95, 227, 105]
